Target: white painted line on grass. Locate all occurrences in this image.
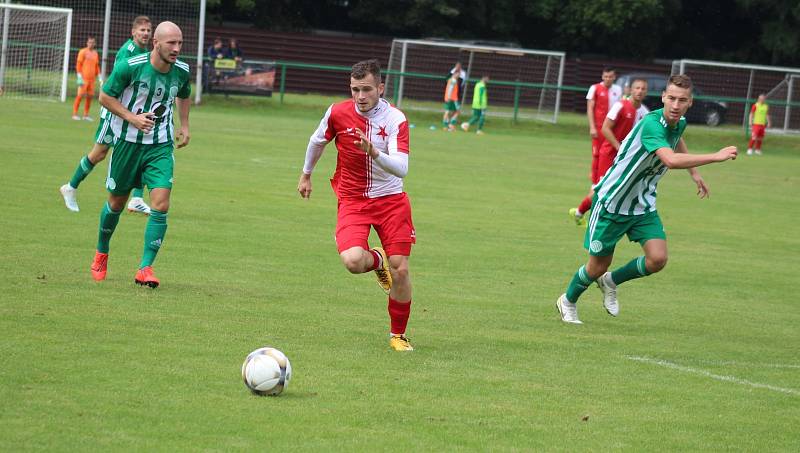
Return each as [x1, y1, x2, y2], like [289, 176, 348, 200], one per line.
[625, 355, 800, 396]
[691, 360, 800, 370]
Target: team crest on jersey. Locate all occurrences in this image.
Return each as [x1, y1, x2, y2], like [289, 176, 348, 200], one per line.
[376, 125, 388, 139]
[169, 86, 178, 98]
[590, 240, 604, 253]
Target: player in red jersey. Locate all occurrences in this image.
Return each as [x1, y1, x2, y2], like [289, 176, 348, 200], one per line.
[298, 59, 416, 352]
[571, 78, 650, 218]
[571, 67, 623, 225]
[747, 94, 770, 155]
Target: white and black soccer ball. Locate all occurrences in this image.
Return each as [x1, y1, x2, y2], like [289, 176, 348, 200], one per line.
[241, 347, 292, 396]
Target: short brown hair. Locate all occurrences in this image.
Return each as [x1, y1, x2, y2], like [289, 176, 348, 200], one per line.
[351, 59, 381, 84]
[132, 16, 151, 27]
[668, 74, 693, 92]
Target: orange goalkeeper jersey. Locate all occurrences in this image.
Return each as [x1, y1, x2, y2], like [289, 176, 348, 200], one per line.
[76, 48, 100, 81]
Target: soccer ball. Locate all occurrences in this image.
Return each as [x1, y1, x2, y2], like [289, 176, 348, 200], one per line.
[241, 347, 292, 396]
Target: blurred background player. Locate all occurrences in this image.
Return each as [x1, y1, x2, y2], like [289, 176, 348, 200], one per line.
[442, 71, 461, 131]
[461, 75, 489, 134]
[557, 75, 737, 324]
[72, 37, 99, 121]
[572, 67, 622, 225]
[747, 94, 771, 155]
[570, 78, 649, 224]
[60, 16, 153, 215]
[91, 21, 191, 288]
[297, 59, 416, 352]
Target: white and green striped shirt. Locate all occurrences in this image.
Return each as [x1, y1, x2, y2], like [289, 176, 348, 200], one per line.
[103, 54, 191, 145]
[594, 108, 687, 215]
[100, 39, 149, 121]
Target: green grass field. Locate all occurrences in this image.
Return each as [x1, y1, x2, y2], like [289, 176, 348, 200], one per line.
[1, 94, 798, 451]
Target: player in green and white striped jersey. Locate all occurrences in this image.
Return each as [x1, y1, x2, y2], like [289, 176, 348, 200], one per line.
[90, 21, 191, 289]
[60, 16, 153, 214]
[556, 75, 738, 324]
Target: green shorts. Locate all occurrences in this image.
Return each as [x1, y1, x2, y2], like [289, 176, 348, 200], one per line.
[106, 140, 174, 196]
[443, 100, 460, 112]
[94, 117, 116, 146]
[584, 203, 666, 256]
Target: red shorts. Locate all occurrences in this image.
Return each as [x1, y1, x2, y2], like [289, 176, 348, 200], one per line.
[597, 141, 617, 180]
[78, 80, 96, 96]
[336, 192, 415, 257]
[751, 124, 766, 139]
[590, 137, 604, 183]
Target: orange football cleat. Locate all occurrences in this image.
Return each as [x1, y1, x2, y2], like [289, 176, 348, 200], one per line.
[91, 251, 108, 281]
[135, 266, 160, 288]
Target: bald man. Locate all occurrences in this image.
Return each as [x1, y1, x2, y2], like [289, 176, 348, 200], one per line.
[90, 21, 192, 288]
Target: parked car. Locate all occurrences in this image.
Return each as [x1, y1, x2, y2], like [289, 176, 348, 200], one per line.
[615, 73, 728, 126]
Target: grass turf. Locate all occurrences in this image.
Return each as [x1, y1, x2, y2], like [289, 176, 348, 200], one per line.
[0, 93, 798, 451]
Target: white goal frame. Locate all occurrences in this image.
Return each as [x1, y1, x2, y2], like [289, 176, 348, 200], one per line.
[0, 2, 72, 102]
[672, 58, 800, 133]
[385, 39, 566, 123]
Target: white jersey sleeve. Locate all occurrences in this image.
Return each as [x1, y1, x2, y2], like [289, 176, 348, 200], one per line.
[303, 105, 333, 175]
[609, 85, 623, 107]
[636, 104, 650, 123]
[606, 101, 624, 121]
[586, 84, 596, 100]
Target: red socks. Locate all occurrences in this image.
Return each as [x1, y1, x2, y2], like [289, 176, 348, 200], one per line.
[367, 248, 382, 271]
[578, 196, 592, 215]
[388, 297, 411, 335]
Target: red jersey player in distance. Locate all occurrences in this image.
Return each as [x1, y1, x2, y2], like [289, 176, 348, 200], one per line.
[297, 59, 416, 352]
[571, 78, 649, 220]
[572, 67, 622, 225]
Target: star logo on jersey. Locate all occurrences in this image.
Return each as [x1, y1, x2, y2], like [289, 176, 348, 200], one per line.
[377, 126, 388, 140]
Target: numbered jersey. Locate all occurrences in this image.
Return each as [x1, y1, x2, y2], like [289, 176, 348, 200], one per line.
[103, 53, 191, 145]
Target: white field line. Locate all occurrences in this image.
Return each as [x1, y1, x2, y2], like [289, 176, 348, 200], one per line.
[690, 360, 800, 370]
[625, 355, 800, 396]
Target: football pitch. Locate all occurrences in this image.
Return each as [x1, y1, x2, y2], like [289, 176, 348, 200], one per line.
[1, 95, 798, 451]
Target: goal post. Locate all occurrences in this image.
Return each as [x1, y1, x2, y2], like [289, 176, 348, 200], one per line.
[385, 39, 566, 123]
[0, 2, 72, 102]
[17, 0, 205, 102]
[671, 58, 800, 133]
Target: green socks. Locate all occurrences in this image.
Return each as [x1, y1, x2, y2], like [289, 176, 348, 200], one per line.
[131, 187, 144, 198]
[69, 156, 95, 189]
[566, 265, 594, 303]
[611, 256, 650, 285]
[97, 202, 121, 253]
[140, 209, 167, 268]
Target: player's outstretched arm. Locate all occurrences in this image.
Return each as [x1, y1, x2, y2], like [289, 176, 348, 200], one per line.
[655, 144, 737, 170]
[175, 97, 191, 148]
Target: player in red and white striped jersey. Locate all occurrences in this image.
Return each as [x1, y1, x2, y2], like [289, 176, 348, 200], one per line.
[298, 59, 416, 352]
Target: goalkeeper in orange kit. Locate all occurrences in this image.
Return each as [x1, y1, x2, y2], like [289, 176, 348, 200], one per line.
[72, 36, 100, 121]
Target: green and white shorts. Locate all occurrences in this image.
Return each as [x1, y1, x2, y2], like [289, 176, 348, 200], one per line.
[94, 117, 116, 146]
[584, 202, 666, 256]
[106, 141, 174, 196]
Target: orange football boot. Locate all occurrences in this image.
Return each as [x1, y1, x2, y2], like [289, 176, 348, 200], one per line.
[135, 266, 160, 288]
[91, 251, 108, 281]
